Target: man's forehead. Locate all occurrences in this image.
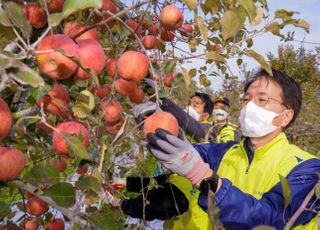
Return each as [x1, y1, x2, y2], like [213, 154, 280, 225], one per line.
[247, 77, 282, 95]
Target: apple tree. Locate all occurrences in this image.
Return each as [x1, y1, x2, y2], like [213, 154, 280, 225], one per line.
[0, 0, 311, 229]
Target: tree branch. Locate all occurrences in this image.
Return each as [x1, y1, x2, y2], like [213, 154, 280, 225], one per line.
[283, 181, 319, 230]
[12, 180, 93, 228]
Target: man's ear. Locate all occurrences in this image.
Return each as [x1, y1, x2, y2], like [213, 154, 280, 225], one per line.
[280, 109, 294, 128]
[200, 112, 210, 121]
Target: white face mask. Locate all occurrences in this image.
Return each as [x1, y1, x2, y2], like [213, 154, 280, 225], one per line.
[184, 106, 200, 121]
[213, 109, 229, 121]
[239, 101, 280, 137]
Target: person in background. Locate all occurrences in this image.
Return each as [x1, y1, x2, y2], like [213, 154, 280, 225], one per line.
[209, 96, 241, 143]
[145, 67, 320, 229]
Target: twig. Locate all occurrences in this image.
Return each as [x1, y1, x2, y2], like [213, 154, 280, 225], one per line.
[283, 181, 319, 230]
[71, 0, 150, 40]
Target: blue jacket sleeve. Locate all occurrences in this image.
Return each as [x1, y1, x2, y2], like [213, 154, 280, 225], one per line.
[198, 158, 320, 229]
[160, 98, 210, 141]
[193, 141, 237, 171]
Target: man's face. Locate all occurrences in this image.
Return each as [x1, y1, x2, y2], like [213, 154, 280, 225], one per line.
[242, 77, 292, 127]
[189, 96, 205, 114]
[213, 101, 228, 111]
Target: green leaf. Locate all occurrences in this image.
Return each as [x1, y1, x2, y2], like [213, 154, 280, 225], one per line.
[204, 0, 221, 15]
[75, 176, 100, 193]
[182, 0, 197, 11]
[237, 0, 257, 22]
[207, 51, 226, 63]
[246, 38, 253, 48]
[48, 0, 103, 27]
[3, 2, 32, 38]
[252, 226, 276, 230]
[89, 207, 122, 229]
[199, 74, 211, 87]
[61, 132, 91, 161]
[24, 165, 60, 185]
[0, 51, 44, 87]
[156, 39, 166, 53]
[44, 182, 76, 207]
[275, 9, 294, 22]
[0, 202, 10, 213]
[315, 183, 320, 199]
[265, 22, 282, 36]
[0, 8, 12, 26]
[181, 67, 190, 88]
[164, 219, 174, 230]
[220, 9, 246, 40]
[164, 61, 176, 74]
[237, 58, 243, 66]
[195, 16, 208, 41]
[189, 68, 197, 78]
[246, 50, 272, 76]
[279, 175, 291, 208]
[180, 210, 192, 225]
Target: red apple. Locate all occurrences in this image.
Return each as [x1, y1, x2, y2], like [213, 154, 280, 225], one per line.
[75, 39, 106, 79]
[52, 159, 67, 172]
[27, 196, 48, 216]
[92, 84, 111, 99]
[52, 121, 90, 157]
[96, 0, 117, 26]
[105, 119, 124, 135]
[0, 98, 12, 139]
[64, 21, 99, 42]
[160, 28, 175, 42]
[125, 19, 142, 38]
[164, 72, 177, 87]
[114, 78, 135, 97]
[128, 87, 145, 104]
[46, 0, 64, 13]
[25, 218, 39, 230]
[45, 218, 65, 230]
[100, 99, 123, 123]
[180, 23, 193, 36]
[160, 5, 184, 31]
[24, 2, 47, 29]
[76, 165, 88, 175]
[36, 34, 79, 80]
[117, 51, 149, 82]
[142, 35, 157, 50]
[106, 58, 116, 78]
[148, 23, 159, 35]
[143, 112, 179, 138]
[37, 83, 70, 117]
[0, 147, 25, 181]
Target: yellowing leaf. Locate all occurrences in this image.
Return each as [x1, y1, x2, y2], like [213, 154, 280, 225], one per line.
[181, 67, 190, 88]
[207, 51, 226, 63]
[195, 16, 208, 41]
[251, 7, 263, 26]
[182, 0, 197, 11]
[246, 50, 272, 76]
[238, 0, 257, 22]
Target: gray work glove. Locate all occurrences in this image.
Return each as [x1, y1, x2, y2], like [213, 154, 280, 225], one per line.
[147, 128, 211, 185]
[132, 101, 157, 124]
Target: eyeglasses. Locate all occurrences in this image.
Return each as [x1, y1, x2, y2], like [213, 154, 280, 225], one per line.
[241, 92, 288, 109]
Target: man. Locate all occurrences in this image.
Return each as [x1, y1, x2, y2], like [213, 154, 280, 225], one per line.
[209, 96, 241, 142]
[145, 68, 320, 229]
